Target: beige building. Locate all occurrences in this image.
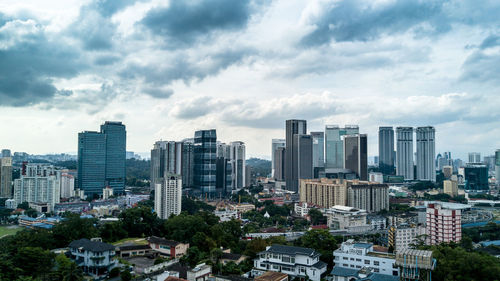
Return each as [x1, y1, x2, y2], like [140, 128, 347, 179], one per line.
[442, 166, 453, 179]
[148, 236, 189, 258]
[299, 178, 347, 208]
[0, 157, 12, 198]
[324, 205, 368, 230]
[443, 180, 458, 197]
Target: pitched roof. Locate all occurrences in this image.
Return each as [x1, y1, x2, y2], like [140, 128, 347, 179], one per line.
[266, 245, 318, 256]
[148, 236, 181, 247]
[221, 253, 244, 260]
[255, 271, 288, 281]
[165, 276, 188, 281]
[312, 260, 327, 269]
[69, 238, 115, 252]
[330, 266, 358, 277]
[118, 244, 151, 251]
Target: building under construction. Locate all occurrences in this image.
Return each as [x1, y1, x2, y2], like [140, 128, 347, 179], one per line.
[395, 249, 436, 281]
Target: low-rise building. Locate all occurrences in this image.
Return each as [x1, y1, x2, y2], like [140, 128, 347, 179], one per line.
[69, 238, 117, 278]
[294, 202, 312, 217]
[5, 198, 16, 209]
[253, 245, 327, 281]
[333, 240, 398, 277]
[367, 215, 386, 230]
[187, 263, 212, 281]
[324, 205, 368, 231]
[388, 225, 425, 251]
[331, 267, 399, 281]
[214, 210, 239, 222]
[148, 236, 189, 258]
[220, 252, 247, 265]
[255, 271, 288, 281]
[229, 203, 255, 213]
[116, 244, 153, 258]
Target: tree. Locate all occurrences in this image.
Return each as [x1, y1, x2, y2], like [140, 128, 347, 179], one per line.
[298, 229, 338, 269]
[308, 209, 326, 225]
[13, 247, 55, 279]
[52, 214, 99, 247]
[100, 221, 128, 243]
[121, 269, 132, 281]
[55, 254, 84, 281]
[119, 206, 162, 237]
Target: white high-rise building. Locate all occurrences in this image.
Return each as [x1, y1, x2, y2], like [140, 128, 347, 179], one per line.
[155, 174, 182, 219]
[396, 127, 414, 180]
[416, 126, 436, 182]
[230, 141, 246, 189]
[271, 139, 285, 178]
[13, 163, 60, 212]
[60, 172, 75, 199]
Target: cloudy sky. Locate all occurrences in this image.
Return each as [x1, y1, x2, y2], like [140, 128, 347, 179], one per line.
[1, 0, 499, 160]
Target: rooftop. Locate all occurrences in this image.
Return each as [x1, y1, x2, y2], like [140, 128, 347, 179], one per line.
[69, 238, 115, 252]
[255, 271, 288, 281]
[264, 245, 319, 257]
[148, 236, 182, 247]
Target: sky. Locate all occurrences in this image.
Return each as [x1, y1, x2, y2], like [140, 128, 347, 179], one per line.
[1, 0, 500, 160]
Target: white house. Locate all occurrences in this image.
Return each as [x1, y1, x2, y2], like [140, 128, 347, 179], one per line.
[69, 238, 117, 278]
[333, 240, 398, 277]
[253, 245, 327, 281]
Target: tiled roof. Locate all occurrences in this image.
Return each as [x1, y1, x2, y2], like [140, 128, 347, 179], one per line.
[69, 238, 115, 252]
[330, 266, 358, 277]
[312, 260, 327, 269]
[148, 236, 181, 247]
[266, 245, 318, 256]
[221, 253, 243, 260]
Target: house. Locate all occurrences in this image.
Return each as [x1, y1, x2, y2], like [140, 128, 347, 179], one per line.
[333, 240, 398, 276]
[253, 245, 327, 281]
[148, 236, 189, 258]
[116, 244, 153, 258]
[69, 238, 117, 278]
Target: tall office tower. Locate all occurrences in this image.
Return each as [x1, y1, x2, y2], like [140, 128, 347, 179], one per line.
[396, 127, 414, 180]
[274, 147, 286, 181]
[416, 126, 436, 182]
[230, 141, 246, 189]
[0, 157, 12, 198]
[216, 142, 231, 193]
[426, 203, 461, 245]
[100, 121, 126, 194]
[285, 120, 307, 192]
[1, 149, 11, 158]
[496, 150, 500, 185]
[464, 163, 489, 191]
[325, 125, 359, 169]
[150, 141, 183, 188]
[343, 134, 368, 181]
[271, 139, 286, 178]
[78, 131, 106, 195]
[295, 134, 313, 186]
[378, 127, 395, 175]
[194, 129, 217, 194]
[13, 163, 60, 211]
[311, 132, 325, 178]
[181, 140, 194, 188]
[468, 152, 481, 163]
[154, 174, 182, 219]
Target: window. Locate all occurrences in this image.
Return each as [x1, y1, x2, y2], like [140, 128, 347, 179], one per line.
[356, 259, 361, 262]
[374, 269, 379, 273]
[356, 266, 361, 269]
[291, 257, 295, 263]
[282, 256, 291, 263]
[374, 261, 380, 266]
[364, 260, 370, 265]
[343, 257, 348, 260]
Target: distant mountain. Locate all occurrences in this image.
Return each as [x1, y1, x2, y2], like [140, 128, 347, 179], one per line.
[246, 157, 271, 177]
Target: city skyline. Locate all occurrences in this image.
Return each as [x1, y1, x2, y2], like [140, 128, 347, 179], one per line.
[1, 0, 500, 160]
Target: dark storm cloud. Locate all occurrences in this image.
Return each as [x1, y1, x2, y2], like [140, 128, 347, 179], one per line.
[300, 0, 447, 46]
[0, 20, 85, 107]
[140, 0, 254, 47]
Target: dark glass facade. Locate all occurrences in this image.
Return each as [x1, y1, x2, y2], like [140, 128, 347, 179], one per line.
[344, 134, 368, 181]
[101, 121, 126, 194]
[285, 120, 307, 192]
[78, 131, 106, 195]
[378, 126, 395, 175]
[194, 129, 217, 194]
[464, 165, 489, 191]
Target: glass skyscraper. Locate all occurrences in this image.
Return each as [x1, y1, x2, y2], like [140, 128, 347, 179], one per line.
[311, 131, 324, 178]
[78, 121, 126, 196]
[194, 129, 217, 194]
[343, 134, 368, 180]
[285, 120, 307, 192]
[325, 125, 359, 169]
[101, 121, 126, 194]
[378, 126, 395, 175]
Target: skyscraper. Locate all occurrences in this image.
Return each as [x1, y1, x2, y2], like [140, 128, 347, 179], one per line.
[78, 121, 126, 196]
[325, 125, 359, 169]
[150, 141, 183, 188]
[274, 147, 286, 181]
[100, 121, 126, 194]
[378, 127, 395, 175]
[78, 131, 106, 195]
[468, 152, 481, 163]
[396, 127, 414, 180]
[181, 139, 194, 188]
[154, 174, 182, 219]
[311, 132, 325, 178]
[416, 126, 436, 182]
[0, 157, 12, 198]
[216, 142, 231, 193]
[496, 150, 500, 185]
[1, 149, 11, 158]
[295, 134, 313, 185]
[343, 134, 368, 180]
[13, 163, 60, 211]
[230, 141, 246, 189]
[271, 139, 286, 178]
[194, 129, 217, 194]
[285, 120, 307, 192]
